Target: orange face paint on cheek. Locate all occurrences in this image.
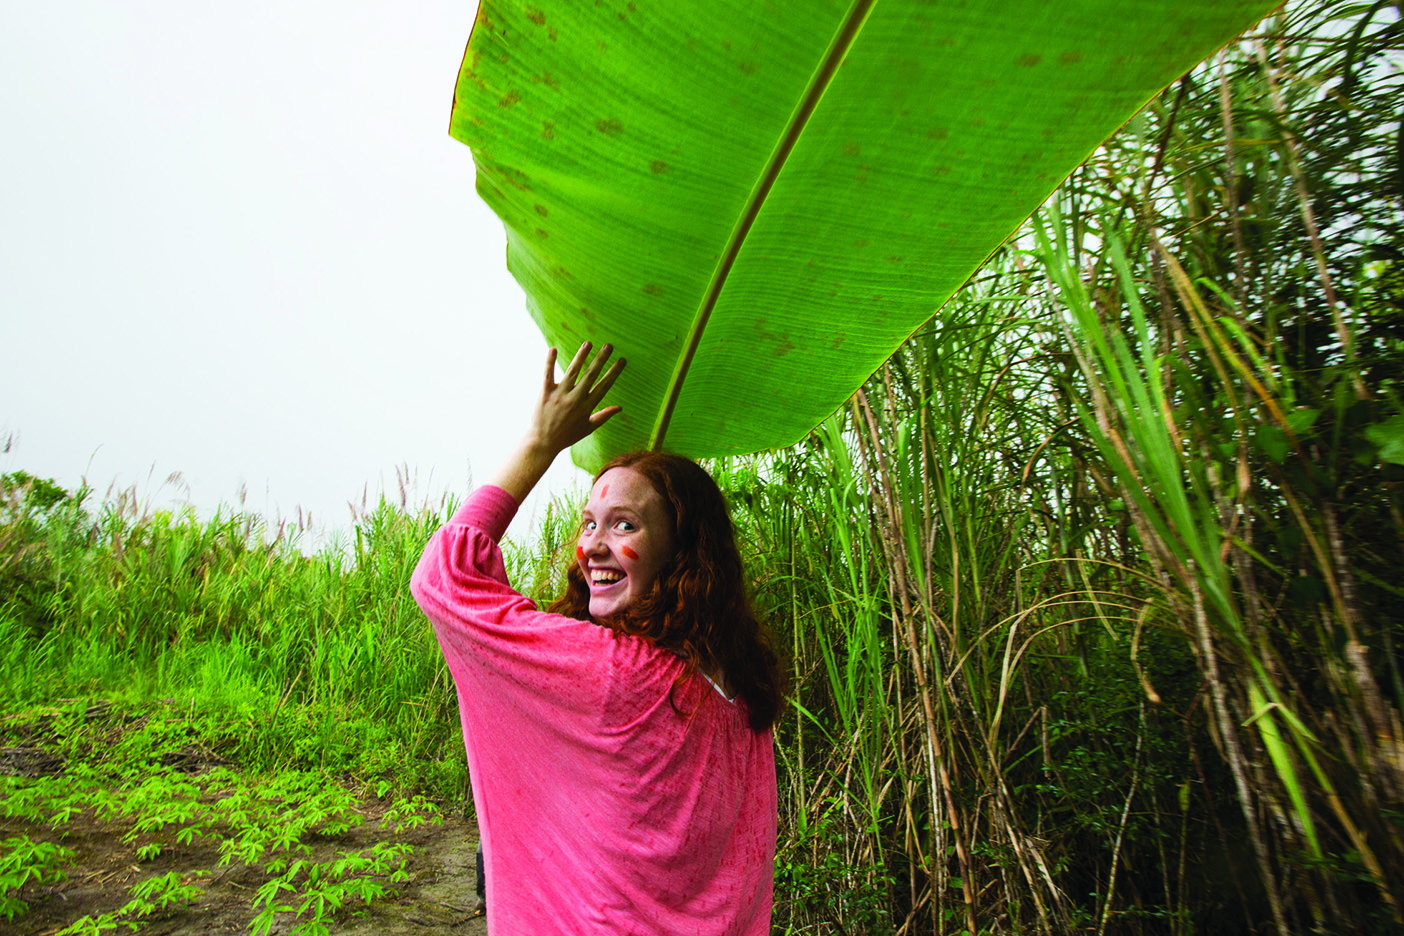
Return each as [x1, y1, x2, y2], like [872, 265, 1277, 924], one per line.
[575, 546, 585, 560]
[620, 545, 639, 561]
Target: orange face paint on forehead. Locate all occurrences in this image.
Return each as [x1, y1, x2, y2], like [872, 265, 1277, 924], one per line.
[620, 545, 639, 561]
[601, 483, 609, 498]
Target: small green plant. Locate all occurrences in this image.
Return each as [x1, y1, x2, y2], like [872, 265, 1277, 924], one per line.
[0, 835, 76, 922]
[215, 770, 364, 868]
[251, 842, 412, 936]
[381, 794, 443, 834]
[52, 870, 207, 935]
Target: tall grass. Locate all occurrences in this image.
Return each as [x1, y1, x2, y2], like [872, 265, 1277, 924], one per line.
[0, 471, 471, 799]
[727, 1, 1404, 932]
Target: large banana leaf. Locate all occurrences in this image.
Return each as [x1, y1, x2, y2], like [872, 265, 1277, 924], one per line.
[451, 0, 1274, 471]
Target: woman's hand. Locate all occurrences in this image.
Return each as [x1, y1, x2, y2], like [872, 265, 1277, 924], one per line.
[528, 342, 626, 455]
[488, 343, 626, 503]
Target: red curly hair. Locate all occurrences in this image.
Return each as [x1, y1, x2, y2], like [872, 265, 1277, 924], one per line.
[548, 451, 786, 732]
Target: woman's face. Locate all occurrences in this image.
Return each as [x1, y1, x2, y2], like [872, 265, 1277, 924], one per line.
[577, 467, 675, 619]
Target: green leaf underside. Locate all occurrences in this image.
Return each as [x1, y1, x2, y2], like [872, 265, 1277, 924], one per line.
[452, 0, 1276, 472]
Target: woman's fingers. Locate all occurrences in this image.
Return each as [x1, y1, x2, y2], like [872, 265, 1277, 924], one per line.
[557, 341, 624, 402]
[571, 342, 619, 399]
[586, 355, 626, 406]
[560, 341, 594, 390]
[578, 342, 613, 388]
[588, 404, 623, 428]
[543, 347, 559, 392]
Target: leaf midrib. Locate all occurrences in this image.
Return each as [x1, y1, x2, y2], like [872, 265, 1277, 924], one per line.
[646, 0, 880, 451]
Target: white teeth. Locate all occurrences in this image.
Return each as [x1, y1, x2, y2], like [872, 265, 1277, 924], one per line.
[591, 570, 624, 585]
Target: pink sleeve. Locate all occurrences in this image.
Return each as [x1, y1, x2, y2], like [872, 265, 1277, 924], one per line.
[446, 483, 518, 544]
[410, 485, 610, 718]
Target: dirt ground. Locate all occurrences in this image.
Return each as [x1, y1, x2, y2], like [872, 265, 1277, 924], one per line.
[0, 795, 490, 936]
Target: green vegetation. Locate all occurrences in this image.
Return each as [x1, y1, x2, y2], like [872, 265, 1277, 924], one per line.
[452, 0, 1274, 471]
[0, 474, 459, 933]
[0, 466, 465, 795]
[734, 2, 1404, 932]
[2, 1, 1401, 933]
[0, 699, 443, 933]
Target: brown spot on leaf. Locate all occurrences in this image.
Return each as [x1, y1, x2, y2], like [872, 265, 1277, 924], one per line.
[595, 118, 624, 136]
[1017, 53, 1042, 67]
[1059, 50, 1083, 65]
[548, 27, 557, 41]
[535, 228, 550, 238]
[649, 160, 670, 174]
[830, 333, 846, 350]
[928, 127, 948, 140]
[642, 283, 661, 295]
[773, 338, 795, 357]
[532, 72, 560, 89]
[526, 8, 545, 25]
[500, 168, 533, 191]
[853, 239, 869, 247]
[843, 141, 861, 156]
[739, 60, 756, 75]
[886, 256, 903, 263]
[498, 90, 521, 108]
[542, 121, 556, 140]
[534, 204, 549, 216]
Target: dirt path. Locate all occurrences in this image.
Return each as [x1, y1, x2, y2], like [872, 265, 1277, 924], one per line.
[1, 804, 489, 936]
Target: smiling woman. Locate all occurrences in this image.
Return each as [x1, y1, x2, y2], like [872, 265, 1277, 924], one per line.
[551, 450, 786, 727]
[409, 343, 784, 935]
[573, 465, 675, 619]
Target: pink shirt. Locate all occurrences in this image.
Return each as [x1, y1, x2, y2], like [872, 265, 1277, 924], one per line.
[410, 485, 776, 935]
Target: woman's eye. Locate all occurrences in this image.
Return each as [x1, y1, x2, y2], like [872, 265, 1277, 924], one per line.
[615, 520, 636, 532]
[583, 520, 597, 531]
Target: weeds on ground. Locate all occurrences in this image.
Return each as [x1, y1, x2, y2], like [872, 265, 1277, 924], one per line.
[0, 700, 444, 933]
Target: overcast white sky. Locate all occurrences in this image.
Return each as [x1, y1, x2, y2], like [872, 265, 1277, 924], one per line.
[1, 0, 590, 539]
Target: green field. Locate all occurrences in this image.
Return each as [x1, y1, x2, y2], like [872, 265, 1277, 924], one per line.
[4, 1, 1404, 933]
